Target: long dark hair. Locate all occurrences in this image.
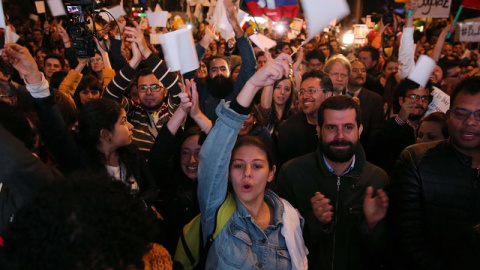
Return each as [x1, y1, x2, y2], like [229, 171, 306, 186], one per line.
[77, 99, 137, 183]
[73, 75, 102, 108]
[269, 77, 295, 130]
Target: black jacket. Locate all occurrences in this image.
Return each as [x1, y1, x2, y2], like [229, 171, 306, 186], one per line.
[388, 140, 480, 270]
[276, 144, 389, 270]
[276, 112, 318, 167]
[0, 125, 61, 233]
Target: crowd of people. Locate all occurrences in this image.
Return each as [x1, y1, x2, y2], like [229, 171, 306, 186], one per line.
[0, 0, 479, 269]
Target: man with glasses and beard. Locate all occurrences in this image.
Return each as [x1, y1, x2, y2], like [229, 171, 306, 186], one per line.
[276, 95, 389, 270]
[197, 0, 256, 121]
[372, 78, 433, 174]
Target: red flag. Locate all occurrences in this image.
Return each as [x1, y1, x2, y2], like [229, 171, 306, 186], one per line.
[463, 0, 480, 9]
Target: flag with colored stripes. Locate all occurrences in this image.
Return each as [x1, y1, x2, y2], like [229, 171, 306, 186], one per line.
[244, 0, 299, 21]
[463, 0, 480, 9]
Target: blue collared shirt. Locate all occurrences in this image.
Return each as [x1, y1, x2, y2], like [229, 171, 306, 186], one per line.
[323, 155, 356, 176]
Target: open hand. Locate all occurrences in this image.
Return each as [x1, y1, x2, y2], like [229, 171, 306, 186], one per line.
[363, 186, 389, 230]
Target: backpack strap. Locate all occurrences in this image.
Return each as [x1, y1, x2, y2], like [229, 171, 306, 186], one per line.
[175, 192, 236, 270]
[199, 192, 236, 267]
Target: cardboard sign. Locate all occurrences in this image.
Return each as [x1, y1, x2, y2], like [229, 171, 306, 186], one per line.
[160, 28, 199, 74]
[459, 21, 480, 42]
[413, 0, 451, 18]
[425, 86, 450, 116]
[408, 55, 436, 87]
[301, 0, 350, 41]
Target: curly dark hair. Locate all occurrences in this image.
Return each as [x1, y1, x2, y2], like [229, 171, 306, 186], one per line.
[2, 171, 159, 270]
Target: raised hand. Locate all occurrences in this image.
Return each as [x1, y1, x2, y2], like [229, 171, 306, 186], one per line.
[247, 50, 292, 88]
[310, 192, 334, 225]
[128, 42, 142, 69]
[200, 24, 216, 48]
[363, 186, 389, 230]
[178, 79, 194, 114]
[2, 44, 41, 84]
[124, 22, 151, 58]
[398, 98, 416, 122]
[223, 0, 243, 37]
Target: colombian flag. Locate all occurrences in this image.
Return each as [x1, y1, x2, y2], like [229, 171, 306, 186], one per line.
[244, 0, 299, 21]
[462, 0, 480, 9]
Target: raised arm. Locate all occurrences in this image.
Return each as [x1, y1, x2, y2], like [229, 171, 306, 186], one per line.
[398, 0, 418, 79]
[59, 58, 88, 96]
[198, 53, 291, 242]
[125, 23, 182, 112]
[432, 23, 452, 62]
[2, 43, 84, 174]
[224, 0, 256, 95]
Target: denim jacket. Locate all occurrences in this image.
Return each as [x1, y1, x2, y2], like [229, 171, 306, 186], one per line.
[198, 102, 293, 269]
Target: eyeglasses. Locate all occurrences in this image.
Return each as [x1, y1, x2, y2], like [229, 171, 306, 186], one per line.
[449, 108, 480, 121]
[405, 94, 430, 102]
[298, 88, 330, 96]
[90, 58, 103, 63]
[138, 84, 165, 92]
[447, 72, 461, 79]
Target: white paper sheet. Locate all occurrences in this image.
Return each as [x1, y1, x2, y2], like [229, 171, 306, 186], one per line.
[160, 28, 199, 74]
[30, 14, 40, 22]
[211, 0, 248, 41]
[301, 0, 349, 41]
[408, 55, 436, 87]
[5, 26, 19, 44]
[106, 4, 126, 19]
[0, 1, 6, 28]
[47, 0, 67, 17]
[249, 33, 277, 50]
[146, 11, 169, 27]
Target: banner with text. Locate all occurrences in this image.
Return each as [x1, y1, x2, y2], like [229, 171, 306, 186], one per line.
[459, 21, 480, 42]
[413, 0, 452, 18]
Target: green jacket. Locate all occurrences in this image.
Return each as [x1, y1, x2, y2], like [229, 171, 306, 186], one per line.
[275, 144, 388, 270]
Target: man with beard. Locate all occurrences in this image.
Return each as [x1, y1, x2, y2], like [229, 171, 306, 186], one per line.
[373, 78, 433, 173]
[276, 95, 389, 270]
[197, 0, 256, 121]
[276, 70, 333, 166]
[388, 77, 480, 270]
[347, 59, 384, 159]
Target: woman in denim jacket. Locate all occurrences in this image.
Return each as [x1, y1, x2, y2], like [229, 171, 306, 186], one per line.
[198, 53, 308, 270]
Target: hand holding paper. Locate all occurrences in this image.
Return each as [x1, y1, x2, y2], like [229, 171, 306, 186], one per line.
[3, 44, 42, 84]
[160, 29, 199, 74]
